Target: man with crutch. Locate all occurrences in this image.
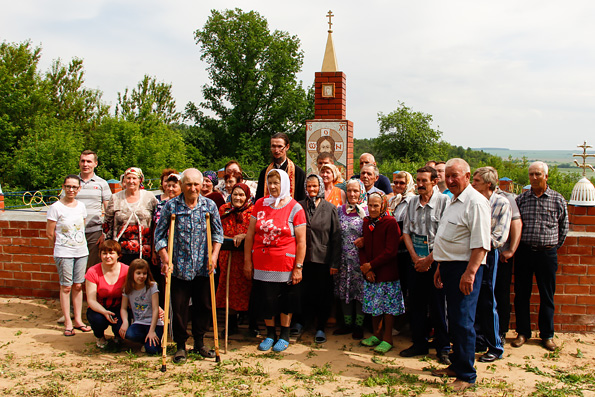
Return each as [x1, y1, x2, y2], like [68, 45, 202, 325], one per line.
[155, 168, 223, 363]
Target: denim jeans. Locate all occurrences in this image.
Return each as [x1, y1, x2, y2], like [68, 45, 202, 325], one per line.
[475, 250, 503, 357]
[514, 244, 558, 340]
[87, 306, 123, 339]
[440, 261, 484, 383]
[125, 323, 164, 355]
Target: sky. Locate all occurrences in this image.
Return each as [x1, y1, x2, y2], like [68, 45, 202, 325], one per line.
[2, 0, 595, 150]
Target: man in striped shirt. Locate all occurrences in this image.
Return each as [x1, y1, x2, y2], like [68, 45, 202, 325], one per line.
[512, 161, 568, 351]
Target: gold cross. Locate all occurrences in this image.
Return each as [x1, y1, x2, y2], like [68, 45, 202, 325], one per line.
[573, 140, 595, 176]
[327, 10, 334, 32]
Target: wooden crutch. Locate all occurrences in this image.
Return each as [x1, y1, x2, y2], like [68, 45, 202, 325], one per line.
[206, 213, 221, 362]
[160, 214, 176, 372]
[225, 252, 232, 353]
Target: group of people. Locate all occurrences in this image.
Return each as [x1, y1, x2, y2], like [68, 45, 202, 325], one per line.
[46, 136, 568, 392]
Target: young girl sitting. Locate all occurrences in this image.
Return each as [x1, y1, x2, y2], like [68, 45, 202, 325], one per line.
[119, 259, 164, 354]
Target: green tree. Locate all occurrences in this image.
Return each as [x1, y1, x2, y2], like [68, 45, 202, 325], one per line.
[190, 8, 313, 160]
[375, 101, 443, 163]
[116, 75, 180, 124]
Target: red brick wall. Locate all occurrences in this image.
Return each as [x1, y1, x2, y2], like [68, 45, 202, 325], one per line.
[0, 215, 58, 299]
[314, 71, 346, 120]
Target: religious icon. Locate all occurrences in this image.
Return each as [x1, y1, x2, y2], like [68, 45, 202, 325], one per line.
[322, 83, 335, 98]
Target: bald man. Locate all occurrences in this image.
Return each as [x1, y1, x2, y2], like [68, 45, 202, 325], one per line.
[350, 153, 392, 195]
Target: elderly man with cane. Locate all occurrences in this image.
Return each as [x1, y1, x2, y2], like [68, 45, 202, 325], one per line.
[154, 168, 223, 363]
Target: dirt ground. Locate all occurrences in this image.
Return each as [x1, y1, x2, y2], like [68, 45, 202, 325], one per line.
[1, 297, 595, 396]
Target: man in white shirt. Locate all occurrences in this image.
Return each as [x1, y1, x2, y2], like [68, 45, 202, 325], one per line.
[431, 158, 491, 392]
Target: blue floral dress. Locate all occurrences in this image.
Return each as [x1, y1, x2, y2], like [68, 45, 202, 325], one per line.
[334, 205, 367, 304]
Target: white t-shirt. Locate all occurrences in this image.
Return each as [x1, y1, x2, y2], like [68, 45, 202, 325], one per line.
[47, 200, 89, 258]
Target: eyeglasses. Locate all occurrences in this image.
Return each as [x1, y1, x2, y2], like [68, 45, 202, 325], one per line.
[64, 185, 80, 191]
[394, 181, 407, 186]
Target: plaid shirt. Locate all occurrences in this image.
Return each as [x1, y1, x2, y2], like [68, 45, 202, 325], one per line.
[516, 186, 568, 248]
[154, 194, 223, 281]
[489, 192, 511, 249]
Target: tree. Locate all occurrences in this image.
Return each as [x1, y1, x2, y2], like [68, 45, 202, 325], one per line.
[116, 75, 180, 124]
[375, 101, 443, 163]
[190, 8, 313, 159]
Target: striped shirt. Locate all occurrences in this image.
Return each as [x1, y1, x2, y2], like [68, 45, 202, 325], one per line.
[516, 186, 568, 248]
[403, 191, 450, 251]
[489, 192, 512, 249]
[76, 174, 111, 232]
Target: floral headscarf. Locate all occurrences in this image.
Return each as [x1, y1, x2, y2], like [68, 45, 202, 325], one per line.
[366, 191, 388, 231]
[320, 163, 344, 184]
[203, 170, 218, 186]
[221, 183, 252, 224]
[120, 167, 145, 189]
[263, 169, 291, 207]
[304, 173, 325, 217]
[345, 178, 367, 219]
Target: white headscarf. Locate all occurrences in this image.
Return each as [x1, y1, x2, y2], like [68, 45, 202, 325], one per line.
[263, 169, 291, 207]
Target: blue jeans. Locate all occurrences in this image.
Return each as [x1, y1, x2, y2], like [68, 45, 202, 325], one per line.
[125, 323, 164, 355]
[440, 261, 484, 383]
[475, 250, 503, 357]
[87, 306, 123, 339]
[514, 244, 557, 340]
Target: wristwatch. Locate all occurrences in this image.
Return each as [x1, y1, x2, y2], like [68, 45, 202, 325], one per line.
[295, 263, 303, 269]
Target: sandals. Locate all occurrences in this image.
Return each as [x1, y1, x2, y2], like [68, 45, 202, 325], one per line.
[315, 330, 327, 344]
[173, 349, 187, 363]
[374, 341, 393, 354]
[289, 323, 303, 337]
[73, 324, 92, 332]
[64, 329, 75, 337]
[196, 345, 216, 358]
[258, 337, 275, 351]
[273, 338, 290, 352]
[361, 335, 381, 347]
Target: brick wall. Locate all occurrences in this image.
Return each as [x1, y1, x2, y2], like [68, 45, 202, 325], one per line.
[314, 71, 346, 120]
[0, 211, 57, 298]
[1, 203, 594, 333]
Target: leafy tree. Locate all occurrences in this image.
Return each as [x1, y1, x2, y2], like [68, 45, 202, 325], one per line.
[116, 75, 180, 124]
[190, 8, 313, 160]
[9, 118, 84, 190]
[375, 101, 443, 163]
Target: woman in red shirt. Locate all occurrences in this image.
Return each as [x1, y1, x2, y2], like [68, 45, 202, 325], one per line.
[244, 169, 306, 352]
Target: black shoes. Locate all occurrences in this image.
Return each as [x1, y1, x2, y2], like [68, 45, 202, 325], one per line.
[399, 344, 429, 357]
[437, 350, 451, 365]
[478, 352, 501, 363]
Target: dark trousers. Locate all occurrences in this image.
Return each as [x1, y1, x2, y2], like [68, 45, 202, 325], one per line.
[494, 255, 513, 335]
[514, 244, 557, 340]
[87, 306, 124, 339]
[171, 275, 212, 349]
[440, 261, 483, 384]
[300, 262, 332, 330]
[475, 250, 503, 357]
[125, 323, 164, 355]
[408, 261, 450, 352]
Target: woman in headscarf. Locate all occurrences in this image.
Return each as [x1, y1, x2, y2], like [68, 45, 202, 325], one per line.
[332, 178, 368, 340]
[359, 191, 405, 353]
[295, 174, 341, 344]
[201, 170, 225, 208]
[103, 167, 158, 265]
[388, 171, 416, 298]
[216, 183, 254, 335]
[244, 169, 306, 352]
[319, 163, 345, 207]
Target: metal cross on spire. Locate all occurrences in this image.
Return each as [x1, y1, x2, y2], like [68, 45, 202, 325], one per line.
[573, 140, 595, 176]
[327, 10, 334, 32]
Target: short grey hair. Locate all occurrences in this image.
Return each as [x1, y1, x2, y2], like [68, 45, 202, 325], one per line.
[445, 158, 470, 174]
[361, 163, 379, 177]
[473, 166, 499, 191]
[181, 168, 203, 184]
[530, 161, 549, 176]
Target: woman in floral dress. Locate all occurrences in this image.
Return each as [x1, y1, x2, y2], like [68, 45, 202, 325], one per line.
[332, 178, 368, 340]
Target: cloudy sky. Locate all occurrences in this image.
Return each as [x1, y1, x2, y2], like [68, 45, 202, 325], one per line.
[3, 0, 595, 150]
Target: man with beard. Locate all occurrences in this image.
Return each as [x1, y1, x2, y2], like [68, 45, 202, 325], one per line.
[255, 132, 306, 201]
